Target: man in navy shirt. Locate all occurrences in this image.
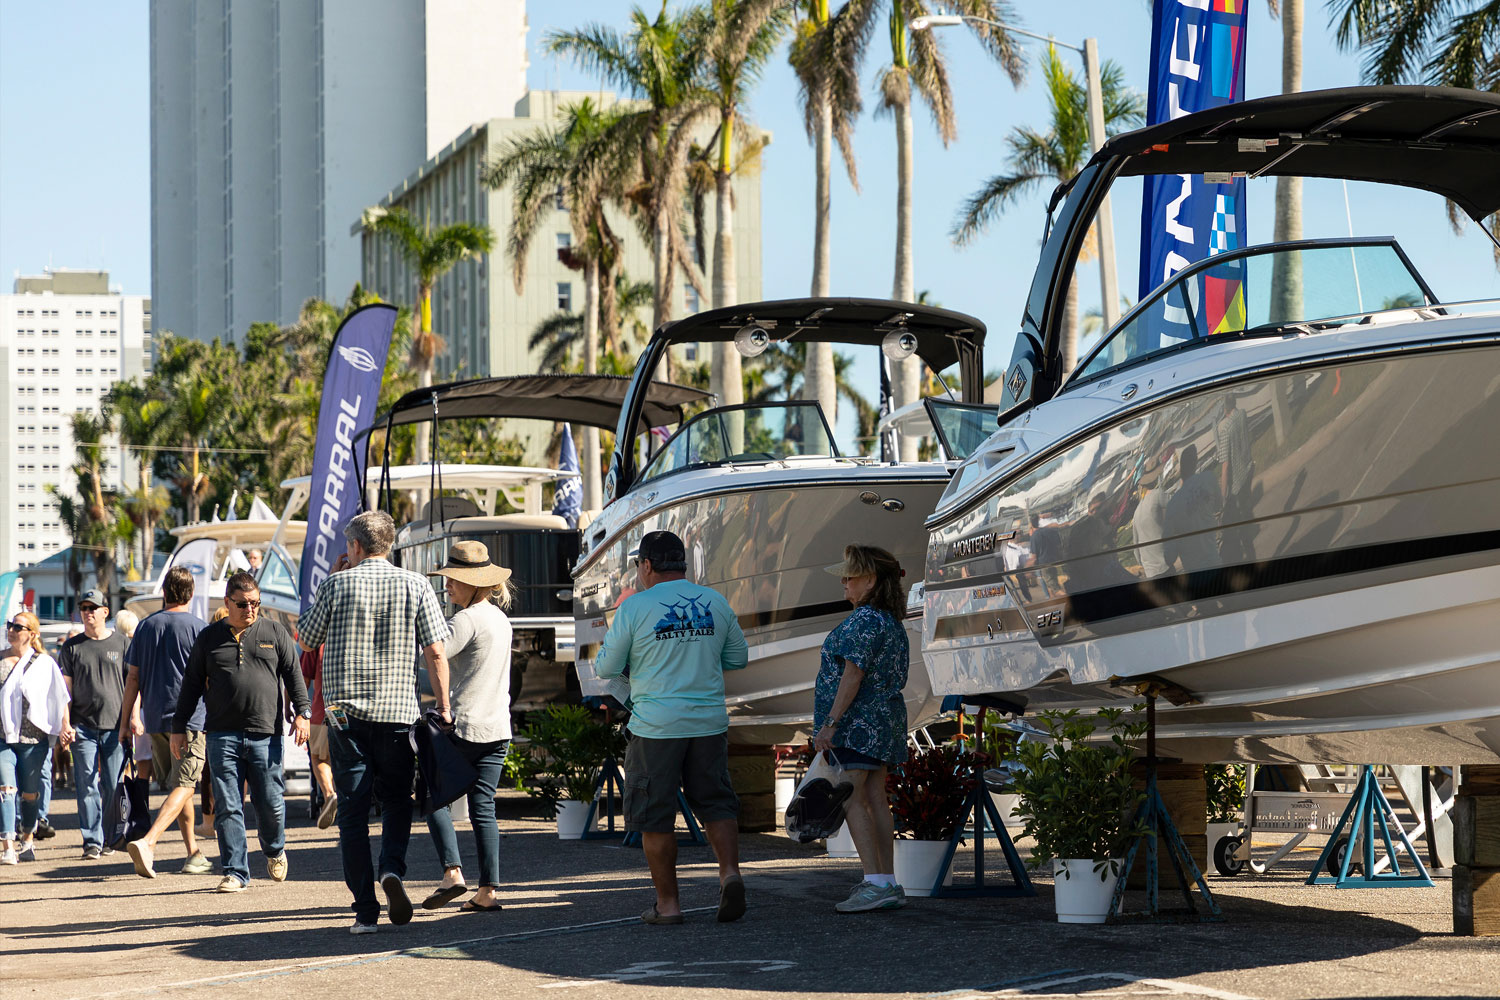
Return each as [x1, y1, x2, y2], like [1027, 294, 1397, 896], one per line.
[119, 566, 211, 878]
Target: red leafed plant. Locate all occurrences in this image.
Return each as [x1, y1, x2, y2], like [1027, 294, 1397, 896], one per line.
[886, 743, 988, 841]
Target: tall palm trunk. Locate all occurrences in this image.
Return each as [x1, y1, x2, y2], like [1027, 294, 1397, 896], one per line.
[652, 205, 674, 382]
[414, 284, 435, 468]
[710, 132, 744, 409]
[891, 84, 920, 461]
[186, 441, 201, 523]
[1269, 0, 1302, 445]
[582, 257, 603, 511]
[804, 92, 839, 429]
[1062, 276, 1080, 378]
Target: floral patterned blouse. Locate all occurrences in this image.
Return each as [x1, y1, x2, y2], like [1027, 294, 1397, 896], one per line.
[814, 604, 909, 765]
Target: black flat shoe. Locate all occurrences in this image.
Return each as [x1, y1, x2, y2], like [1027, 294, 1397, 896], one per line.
[460, 899, 502, 912]
[422, 884, 470, 910]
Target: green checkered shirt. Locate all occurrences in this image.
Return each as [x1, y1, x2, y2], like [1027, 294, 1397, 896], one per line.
[298, 556, 449, 724]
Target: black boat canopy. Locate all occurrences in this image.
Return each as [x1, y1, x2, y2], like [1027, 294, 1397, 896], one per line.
[653, 297, 987, 395]
[1093, 86, 1500, 223]
[356, 374, 710, 445]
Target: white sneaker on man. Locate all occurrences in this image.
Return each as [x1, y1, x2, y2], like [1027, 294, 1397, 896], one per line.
[267, 853, 288, 882]
[0, 845, 17, 865]
[349, 921, 378, 935]
[215, 875, 247, 893]
[127, 839, 156, 878]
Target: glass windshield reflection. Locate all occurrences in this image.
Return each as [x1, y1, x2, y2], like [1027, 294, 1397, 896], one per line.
[638, 401, 838, 483]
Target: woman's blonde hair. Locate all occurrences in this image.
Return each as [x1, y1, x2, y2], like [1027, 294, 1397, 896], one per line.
[841, 545, 906, 620]
[450, 580, 513, 612]
[114, 609, 139, 638]
[211, 606, 230, 623]
[11, 611, 45, 656]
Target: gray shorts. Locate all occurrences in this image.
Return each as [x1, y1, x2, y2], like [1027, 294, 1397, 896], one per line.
[624, 733, 739, 834]
[150, 731, 205, 789]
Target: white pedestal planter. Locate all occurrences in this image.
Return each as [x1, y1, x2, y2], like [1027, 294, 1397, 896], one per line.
[1206, 821, 1240, 846]
[1052, 858, 1122, 923]
[449, 794, 470, 823]
[824, 823, 858, 858]
[893, 839, 955, 897]
[775, 776, 796, 813]
[989, 792, 1025, 831]
[555, 800, 591, 840]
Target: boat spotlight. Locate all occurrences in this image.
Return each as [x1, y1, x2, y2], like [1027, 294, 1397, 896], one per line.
[881, 328, 918, 361]
[734, 322, 771, 358]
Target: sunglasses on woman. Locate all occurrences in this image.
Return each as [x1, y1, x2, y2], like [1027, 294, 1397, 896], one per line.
[5, 622, 26, 632]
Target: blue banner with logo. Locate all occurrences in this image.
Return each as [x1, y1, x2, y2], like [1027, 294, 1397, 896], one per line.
[298, 304, 397, 615]
[1139, 0, 1249, 315]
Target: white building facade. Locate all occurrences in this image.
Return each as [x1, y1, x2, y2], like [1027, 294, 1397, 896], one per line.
[1, 269, 151, 577]
[148, 0, 528, 345]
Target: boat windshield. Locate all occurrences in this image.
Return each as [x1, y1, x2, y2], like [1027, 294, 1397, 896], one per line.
[925, 399, 997, 461]
[637, 401, 838, 484]
[1073, 240, 1435, 384]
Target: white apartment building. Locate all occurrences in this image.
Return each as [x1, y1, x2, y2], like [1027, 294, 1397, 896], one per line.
[1, 269, 151, 577]
[149, 0, 528, 345]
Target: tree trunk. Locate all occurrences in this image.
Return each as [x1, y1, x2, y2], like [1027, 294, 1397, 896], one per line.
[582, 257, 603, 511]
[891, 89, 920, 461]
[1062, 274, 1080, 379]
[413, 286, 434, 469]
[804, 92, 839, 431]
[1269, 0, 1302, 445]
[187, 442, 200, 523]
[652, 204, 674, 383]
[711, 166, 744, 408]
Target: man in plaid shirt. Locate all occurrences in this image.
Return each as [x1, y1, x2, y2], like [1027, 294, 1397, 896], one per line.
[299, 510, 451, 935]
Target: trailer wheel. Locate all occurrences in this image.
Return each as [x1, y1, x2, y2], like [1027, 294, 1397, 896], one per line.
[1213, 835, 1246, 876]
[1328, 835, 1361, 876]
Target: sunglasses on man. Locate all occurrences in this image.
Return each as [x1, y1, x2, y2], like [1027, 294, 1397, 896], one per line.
[79, 604, 103, 614]
[229, 599, 262, 610]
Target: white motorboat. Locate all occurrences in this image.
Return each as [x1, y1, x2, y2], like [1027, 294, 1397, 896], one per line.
[923, 86, 1500, 764]
[572, 298, 994, 745]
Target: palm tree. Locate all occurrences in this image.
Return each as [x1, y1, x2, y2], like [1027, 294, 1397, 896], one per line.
[691, 0, 791, 412]
[790, 0, 877, 427]
[150, 364, 222, 524]
[527, 273, 654, 372]
[548, 4, 716, 338]
[107, 379, 168, 575]
[360, 206, 495, 467]
[1268, 0, 1303, 326]
[879, 1, 1025, 457]
[951, 45, 1143, 376]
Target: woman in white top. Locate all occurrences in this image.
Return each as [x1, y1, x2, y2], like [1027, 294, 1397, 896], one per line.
[1, 611, 72, 864]
[420, 541, 514, 913]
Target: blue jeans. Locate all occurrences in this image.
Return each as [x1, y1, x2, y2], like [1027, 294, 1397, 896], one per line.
[70, 726, 124, 848]
[205, 731, 286, 885]
[328, 718, 415, 924]
[38, 746, 52, 823]
[6, 742, 52, 837]
[426, 738, 508, 888]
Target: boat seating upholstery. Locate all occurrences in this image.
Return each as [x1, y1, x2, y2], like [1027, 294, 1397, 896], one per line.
[577, 509, 601, 531]
[445, 513, 572, 532]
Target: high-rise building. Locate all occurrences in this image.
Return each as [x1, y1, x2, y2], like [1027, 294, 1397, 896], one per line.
[1, 269, 151, 578]
[149, 0, 528, 345]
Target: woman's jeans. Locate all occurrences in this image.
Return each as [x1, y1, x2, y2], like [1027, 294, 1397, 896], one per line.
[71, 726, 124, 849]
[426, 737, 509, 888]
[3, 741, 52, 837]
[205, 731, 286, 886]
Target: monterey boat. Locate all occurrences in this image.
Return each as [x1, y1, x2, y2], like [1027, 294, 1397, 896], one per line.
[572, 298, 994, 744]
[923, 86, 1500, 764]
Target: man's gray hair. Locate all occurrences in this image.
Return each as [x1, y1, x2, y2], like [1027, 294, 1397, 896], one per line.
[344, 510, 396, 556]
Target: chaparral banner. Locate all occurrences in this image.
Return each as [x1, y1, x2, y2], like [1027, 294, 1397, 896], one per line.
[298, 304, 396, 615]
[1139, 0, 1249, 334]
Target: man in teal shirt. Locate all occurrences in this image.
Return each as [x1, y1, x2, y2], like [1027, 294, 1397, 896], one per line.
[596, 530, 748, 926]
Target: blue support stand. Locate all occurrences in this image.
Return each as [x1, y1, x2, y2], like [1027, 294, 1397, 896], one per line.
[1306, 765, 1434, 888]
[928, 759, 1035, 898]
[579, 756, 708, 847]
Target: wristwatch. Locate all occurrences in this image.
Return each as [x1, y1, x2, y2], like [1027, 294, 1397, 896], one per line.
[297, 708, 312, 720]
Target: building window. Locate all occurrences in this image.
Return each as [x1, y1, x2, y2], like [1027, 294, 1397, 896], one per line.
[554, 186, 565, 211]
[556, 233, 572, 251]
[557, 282, 573, 312]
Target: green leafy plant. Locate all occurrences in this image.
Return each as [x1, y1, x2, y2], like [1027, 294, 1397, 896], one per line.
[886, 743, 988, 842]
[1007, 707, 1151, 879]
[1205, 763, 1246, 824]
[515, 704, 627, 810]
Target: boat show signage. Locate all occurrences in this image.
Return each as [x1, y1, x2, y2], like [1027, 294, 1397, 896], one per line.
[1139, 0, 1248, 330]
[298, 304, 397, 615]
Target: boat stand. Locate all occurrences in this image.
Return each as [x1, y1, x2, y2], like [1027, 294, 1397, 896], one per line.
[1306, 765, 1434, 888]
[581, 756, 707, 847]
[929, 748, 1035, 898]
[1108, 692, 1223, 923]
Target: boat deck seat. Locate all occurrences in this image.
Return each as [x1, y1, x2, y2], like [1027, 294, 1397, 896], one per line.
[445, 513, 572, 531]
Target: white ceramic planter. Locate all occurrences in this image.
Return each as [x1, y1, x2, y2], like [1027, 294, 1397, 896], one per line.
[1052, 858, 1122, 923]
[555, 800, 591, 840]
[893, 839, 955, 897]
[989, 792, 1025, 831]
[824, 823, 859, 858]
[775, 776, 796, 813]
[449, 794, 470, 823]
[1206, 821, 1240, 846]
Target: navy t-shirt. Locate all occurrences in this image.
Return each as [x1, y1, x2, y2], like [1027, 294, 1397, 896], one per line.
[127, 609, 208, 732]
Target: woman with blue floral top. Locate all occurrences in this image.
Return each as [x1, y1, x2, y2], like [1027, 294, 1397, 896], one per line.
[812, 544, 909, 914]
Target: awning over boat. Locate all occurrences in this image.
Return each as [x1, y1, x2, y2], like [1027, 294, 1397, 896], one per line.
[357, 374, 711, 444]
[1094, 86, 1500, 223]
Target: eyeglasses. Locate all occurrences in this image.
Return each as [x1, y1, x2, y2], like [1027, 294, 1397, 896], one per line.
[79, 605, 103, 614]
[229, 599, 262, 610]
[5, 622, 25, 632]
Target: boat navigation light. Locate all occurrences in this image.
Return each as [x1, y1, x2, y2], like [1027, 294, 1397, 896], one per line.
[881, 328, 919, 361]
[734, 322, 772, 358]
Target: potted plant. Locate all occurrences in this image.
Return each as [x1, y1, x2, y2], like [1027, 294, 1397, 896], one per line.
[1008, 707, 1150, 923]
[886, 742, 987, 896]
[1205, 763, 1246, 875]
[515, 704, 626, 839]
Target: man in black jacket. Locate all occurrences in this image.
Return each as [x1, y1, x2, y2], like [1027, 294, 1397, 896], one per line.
[173, 572, 310, 893]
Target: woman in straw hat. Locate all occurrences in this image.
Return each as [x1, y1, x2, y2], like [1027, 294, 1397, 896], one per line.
[812, 544, 910, 914]
[421, 540, 515, 913]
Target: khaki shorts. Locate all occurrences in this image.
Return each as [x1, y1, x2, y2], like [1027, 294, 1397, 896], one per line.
[150, 731, 205, 789]
[624, 733, 739, 834]
[307, 723, 329, 759]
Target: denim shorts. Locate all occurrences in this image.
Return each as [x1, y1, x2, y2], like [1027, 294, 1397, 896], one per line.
[827, 746, 888, 771]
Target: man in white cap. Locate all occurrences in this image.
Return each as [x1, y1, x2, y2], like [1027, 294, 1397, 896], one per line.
[57, 588, 129, 859]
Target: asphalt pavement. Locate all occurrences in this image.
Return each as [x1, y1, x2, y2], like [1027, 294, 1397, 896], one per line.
[5, 788, 1500, 1000]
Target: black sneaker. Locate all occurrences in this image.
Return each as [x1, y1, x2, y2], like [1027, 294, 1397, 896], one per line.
[34, 819, 56, 841]
[82, 845, 102, 860]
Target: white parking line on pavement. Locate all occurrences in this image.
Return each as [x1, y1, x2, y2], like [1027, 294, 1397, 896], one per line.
[940, 972, 1259, 1000]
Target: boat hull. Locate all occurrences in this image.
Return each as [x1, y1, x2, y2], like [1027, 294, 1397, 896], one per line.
[924, 337, 1500, 763]
[575, 466, 949, 744]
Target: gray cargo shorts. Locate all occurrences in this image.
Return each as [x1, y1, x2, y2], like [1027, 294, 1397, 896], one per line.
[623, 732, 739, 834]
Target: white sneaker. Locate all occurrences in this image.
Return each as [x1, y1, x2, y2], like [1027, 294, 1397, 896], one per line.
[127, 839, 156, 878]
[317, 794, 338, 830]
[0, 845, 17, 865]
[267, 853, 288, 882]
[349, 920, 378, 935]
[215, 875, 248, 893]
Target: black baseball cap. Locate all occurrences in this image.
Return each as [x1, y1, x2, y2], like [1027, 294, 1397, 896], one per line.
[638, 530, 686, 571]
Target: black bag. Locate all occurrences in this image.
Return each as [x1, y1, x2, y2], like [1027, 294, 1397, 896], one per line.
[105, 746, 151, 850]
[411, 710, 479, 818]
[783, 750, 856, 843]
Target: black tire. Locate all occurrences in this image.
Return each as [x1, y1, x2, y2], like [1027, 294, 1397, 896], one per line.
[1328, 835, 1361, 876]
[1214, 835, 1246, 877]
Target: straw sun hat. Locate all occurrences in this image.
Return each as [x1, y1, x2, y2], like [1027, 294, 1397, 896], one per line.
[433, 540, 512, 588]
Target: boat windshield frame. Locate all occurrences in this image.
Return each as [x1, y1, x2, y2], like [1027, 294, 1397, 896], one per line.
[1063, 236, 1441, 392]
[634, 399, 842, 488]
[922, 398, 1001, 461]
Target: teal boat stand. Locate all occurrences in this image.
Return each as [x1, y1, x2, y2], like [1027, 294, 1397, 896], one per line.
[580, 756, 707, 847]
[1108, 692, 1222, 923]
[1306, 765, 1434, 888]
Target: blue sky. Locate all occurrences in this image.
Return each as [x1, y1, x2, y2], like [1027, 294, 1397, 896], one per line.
[5, 0, 1500, 387]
